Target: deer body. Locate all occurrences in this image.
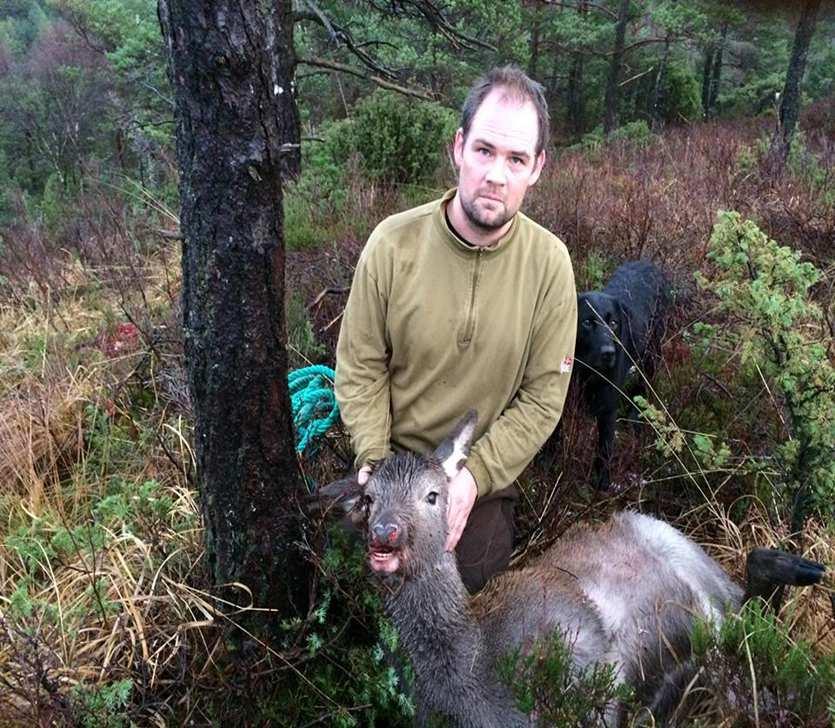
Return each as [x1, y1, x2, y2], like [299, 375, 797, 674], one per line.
[322, 412, 823, 726]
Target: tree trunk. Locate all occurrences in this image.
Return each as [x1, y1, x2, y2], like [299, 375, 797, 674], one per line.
[707, 22, 727, 117]
[158, 0, 308, 626]
[701, 44, 714, 120]
[566, 0, 588, 137]
[649, 36, 670, 130]
[277, 1, 301, 180]
[528, 1, 542, 80]
[770, 0, 823, 166]
[567, 52, 585, 136]
[603, 0, 630, 135]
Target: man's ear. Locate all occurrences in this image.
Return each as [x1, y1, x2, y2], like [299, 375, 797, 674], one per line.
[527, 149, 546, 187]
[453, 128, 465, 168]
[433, 410, 478, 480]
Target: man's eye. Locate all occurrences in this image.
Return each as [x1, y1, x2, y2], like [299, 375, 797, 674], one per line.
[511, 157, 524, 165]
[425, 492, 438, 505]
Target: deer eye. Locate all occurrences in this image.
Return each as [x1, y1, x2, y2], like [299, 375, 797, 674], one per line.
[425, 492, 439, 505]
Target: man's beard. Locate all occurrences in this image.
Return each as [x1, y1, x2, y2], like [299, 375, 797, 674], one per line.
[460, 193, 512, 231]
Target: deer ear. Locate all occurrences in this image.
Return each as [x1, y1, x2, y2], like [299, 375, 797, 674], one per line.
[433, 410, 478, 480]
[308, 474, 364, 516]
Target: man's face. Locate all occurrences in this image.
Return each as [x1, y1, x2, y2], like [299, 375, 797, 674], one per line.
[453, 88, 545, 234]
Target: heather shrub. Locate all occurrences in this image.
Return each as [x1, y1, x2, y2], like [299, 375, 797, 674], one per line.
[691, 600, 835, 725]
[498, 631, 635, 725]
[248, 527, 414, 727]
[694, 212, 834, 529]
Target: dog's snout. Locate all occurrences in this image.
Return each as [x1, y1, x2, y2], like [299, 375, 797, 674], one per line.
[601, 344, 616, 358]
[372, 521, 399, 544]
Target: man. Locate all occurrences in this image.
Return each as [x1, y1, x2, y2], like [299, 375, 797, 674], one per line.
[335, 66, 576, 592]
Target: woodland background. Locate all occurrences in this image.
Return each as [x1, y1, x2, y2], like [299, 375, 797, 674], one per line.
[0, 0, 833, 725]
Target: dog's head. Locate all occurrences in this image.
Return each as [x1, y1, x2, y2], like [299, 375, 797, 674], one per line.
[576, 292, 628, 373]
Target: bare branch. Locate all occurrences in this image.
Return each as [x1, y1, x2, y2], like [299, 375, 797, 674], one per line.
[398, 0, 498, 51]
[540, 0, 617, 20]
[296, 0, 399, 80]
[621, 37, 675, 54]
[298, 57, 439, 102]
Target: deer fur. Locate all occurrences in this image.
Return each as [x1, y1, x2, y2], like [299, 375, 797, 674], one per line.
[319, 411, 824, 727]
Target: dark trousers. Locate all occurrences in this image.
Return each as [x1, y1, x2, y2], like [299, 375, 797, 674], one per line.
[455, 484, 518, 593]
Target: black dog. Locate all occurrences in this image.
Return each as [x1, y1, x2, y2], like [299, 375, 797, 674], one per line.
[575, 261, 669, 490]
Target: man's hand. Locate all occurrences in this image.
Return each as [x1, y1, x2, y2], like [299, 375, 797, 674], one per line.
[357, 463, 373, 486]
[445, 466, 478, 552]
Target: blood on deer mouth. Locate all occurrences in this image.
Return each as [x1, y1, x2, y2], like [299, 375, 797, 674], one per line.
[369, 543, 402, 574]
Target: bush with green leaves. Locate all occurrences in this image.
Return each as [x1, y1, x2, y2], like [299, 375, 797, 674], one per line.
[694, 211, 835, 531]
[575, 120, 654, 153]
[497, 630, 634, 725]
[692, 600, 835, 725]
[659, 59, 701, 123]
[70, 678, 134, 728]
[316, 89, 456, 186]
[244, 526, 414, 728]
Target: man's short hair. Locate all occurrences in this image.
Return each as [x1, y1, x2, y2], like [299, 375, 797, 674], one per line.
[460, 66, 550, 157]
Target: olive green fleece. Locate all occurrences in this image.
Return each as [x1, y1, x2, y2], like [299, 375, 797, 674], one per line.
[335, 188, 577, 497]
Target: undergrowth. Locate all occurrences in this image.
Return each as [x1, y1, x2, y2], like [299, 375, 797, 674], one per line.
[498, 631, 636, 726]
[0, 117, 831, 726]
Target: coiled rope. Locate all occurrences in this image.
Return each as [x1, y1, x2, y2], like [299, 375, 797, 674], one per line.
[288, 365, 339, 454]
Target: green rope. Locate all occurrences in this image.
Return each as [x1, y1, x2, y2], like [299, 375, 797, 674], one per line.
[288, 365, 340, 455]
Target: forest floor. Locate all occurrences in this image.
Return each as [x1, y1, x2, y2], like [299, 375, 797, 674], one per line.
[0, 110, 833, 726]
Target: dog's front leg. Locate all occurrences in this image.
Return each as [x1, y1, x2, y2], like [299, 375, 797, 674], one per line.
[594, 407, 617, 490]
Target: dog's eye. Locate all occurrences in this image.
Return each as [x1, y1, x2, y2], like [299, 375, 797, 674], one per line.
[425, 492, 439, 505]
[581, 320, 592, 329]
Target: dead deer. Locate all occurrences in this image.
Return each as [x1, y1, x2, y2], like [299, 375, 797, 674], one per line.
[317, 411, 825, 727]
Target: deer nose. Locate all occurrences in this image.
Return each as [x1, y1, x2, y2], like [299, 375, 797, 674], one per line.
[372, 522, 399, 544]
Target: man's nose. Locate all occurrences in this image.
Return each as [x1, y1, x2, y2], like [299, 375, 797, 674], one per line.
[485, 157, 507, 185]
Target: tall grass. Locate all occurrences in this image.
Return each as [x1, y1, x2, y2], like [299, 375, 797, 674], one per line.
[0, 116, 831, 725]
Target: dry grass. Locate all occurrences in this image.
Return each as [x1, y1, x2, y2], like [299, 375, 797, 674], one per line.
[0, 117, 832, 725]
[0, 217, 219, 725]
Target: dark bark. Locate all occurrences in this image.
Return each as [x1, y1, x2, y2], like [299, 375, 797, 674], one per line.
[649, 36, 670, 129]
[770, 0, 823, 167]
[277, 1, 301, 180]
[707, 22, 727, 117]
[567, 52, 585, 135]
[528, 1, 542, 79]
[603, 0, 630, 135]
[701, 44, 714, 120]
[566, 0, 588, 136]
[158, 0, 308, 626]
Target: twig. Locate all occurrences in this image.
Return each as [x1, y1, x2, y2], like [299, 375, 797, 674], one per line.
[298, 57, 439, 102]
